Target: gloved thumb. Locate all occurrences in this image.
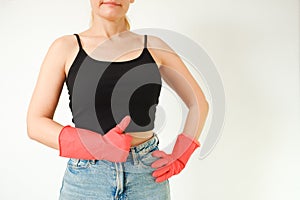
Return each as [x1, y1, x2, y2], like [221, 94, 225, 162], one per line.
[116, 115, 131, 132]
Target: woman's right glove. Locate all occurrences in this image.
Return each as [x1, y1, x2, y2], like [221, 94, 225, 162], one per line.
[58, 115, 132, 162]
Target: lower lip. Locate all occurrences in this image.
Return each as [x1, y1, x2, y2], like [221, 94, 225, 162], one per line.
[102, 3, 120, 6]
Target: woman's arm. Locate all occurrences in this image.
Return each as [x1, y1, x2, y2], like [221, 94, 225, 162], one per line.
[148, 36, 210, 140]
[26, 35, 134, 162]
[26, 36, 70, 150]
[148, 35, 209, 182]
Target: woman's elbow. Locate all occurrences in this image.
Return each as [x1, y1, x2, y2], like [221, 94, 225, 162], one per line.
[203, 100, 210, 112]
[26, 112, 43, 140]
[198, 101, 209, 115]
[189, 98, 209, 113]
[26, 116, 36, 140]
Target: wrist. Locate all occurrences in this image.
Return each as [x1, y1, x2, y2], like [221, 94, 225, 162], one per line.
[173, 133, 200, 165]
[180, 132, 200, 146]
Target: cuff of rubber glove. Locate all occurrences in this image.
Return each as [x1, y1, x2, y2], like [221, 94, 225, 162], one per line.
[176, 132, 201, 164]
[180, 132, 201, 147]
[58, 125, 95, 159]
[58, 125, 71, 157]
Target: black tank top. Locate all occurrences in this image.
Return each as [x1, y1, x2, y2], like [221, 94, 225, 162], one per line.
[65, 33, 162, 135]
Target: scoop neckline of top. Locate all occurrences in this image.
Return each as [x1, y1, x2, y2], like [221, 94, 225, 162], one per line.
[80, 47, 147, 64]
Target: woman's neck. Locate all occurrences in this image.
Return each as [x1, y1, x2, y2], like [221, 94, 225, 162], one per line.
[89, 17, 128, 38]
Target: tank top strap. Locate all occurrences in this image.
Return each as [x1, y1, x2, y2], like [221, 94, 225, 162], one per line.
[73, 33, 83, 49]
[144, 34, 147, 48]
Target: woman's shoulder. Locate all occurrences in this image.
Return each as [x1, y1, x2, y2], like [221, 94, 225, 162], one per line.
[46, 34, 80, 66]
[49, 34, 78, 52]
[146, 34, 173, 51]
[42, 34, 80, 77]
[145, 34, 176, 66]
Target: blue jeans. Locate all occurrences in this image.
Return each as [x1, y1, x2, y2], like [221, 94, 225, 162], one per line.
[59, 133, 171, 200]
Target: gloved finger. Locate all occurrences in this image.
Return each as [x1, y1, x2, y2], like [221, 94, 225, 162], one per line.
[152, 165, 170, 177]
[152, 150, 168, 158]
[151, 158, 169, 168]
[116, 115, 131, 132]
[155, 170, 173, 183]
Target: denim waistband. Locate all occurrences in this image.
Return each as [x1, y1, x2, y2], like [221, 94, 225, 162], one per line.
[129, 132, 159, 154]
[72, 132, 160, 165]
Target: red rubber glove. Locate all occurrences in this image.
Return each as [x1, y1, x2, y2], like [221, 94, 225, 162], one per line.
[151, 133, 200, 183]
[58, 115, 132, 162]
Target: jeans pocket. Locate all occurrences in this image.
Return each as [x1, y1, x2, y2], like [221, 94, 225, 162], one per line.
[67, 158, 91, 174]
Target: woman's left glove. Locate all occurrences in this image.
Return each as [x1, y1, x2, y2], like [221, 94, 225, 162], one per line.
[151, 133, 200, 183]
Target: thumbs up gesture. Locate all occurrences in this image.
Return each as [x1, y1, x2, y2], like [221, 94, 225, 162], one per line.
[59, 115, 133, 162]
[103, 115, 133, 161]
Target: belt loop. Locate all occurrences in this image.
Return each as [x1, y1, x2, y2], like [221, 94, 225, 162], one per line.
[73, 158, 80, 166]
[90, 159, 96, 165]
[154, 132, 159, 145]
[131, 149, 139, 165]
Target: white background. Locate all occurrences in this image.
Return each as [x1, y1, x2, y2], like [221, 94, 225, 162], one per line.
[0, 0, 299, 199]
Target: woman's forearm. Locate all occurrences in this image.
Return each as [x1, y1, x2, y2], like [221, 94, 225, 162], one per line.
[26, 117, 63, 150]
[182, 102, 209, 140]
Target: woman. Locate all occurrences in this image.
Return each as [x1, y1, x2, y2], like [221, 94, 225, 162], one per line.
[26, 0, 209, 199]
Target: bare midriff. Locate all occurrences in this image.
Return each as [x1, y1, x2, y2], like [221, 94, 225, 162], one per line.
[127, 130, 154, 146]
